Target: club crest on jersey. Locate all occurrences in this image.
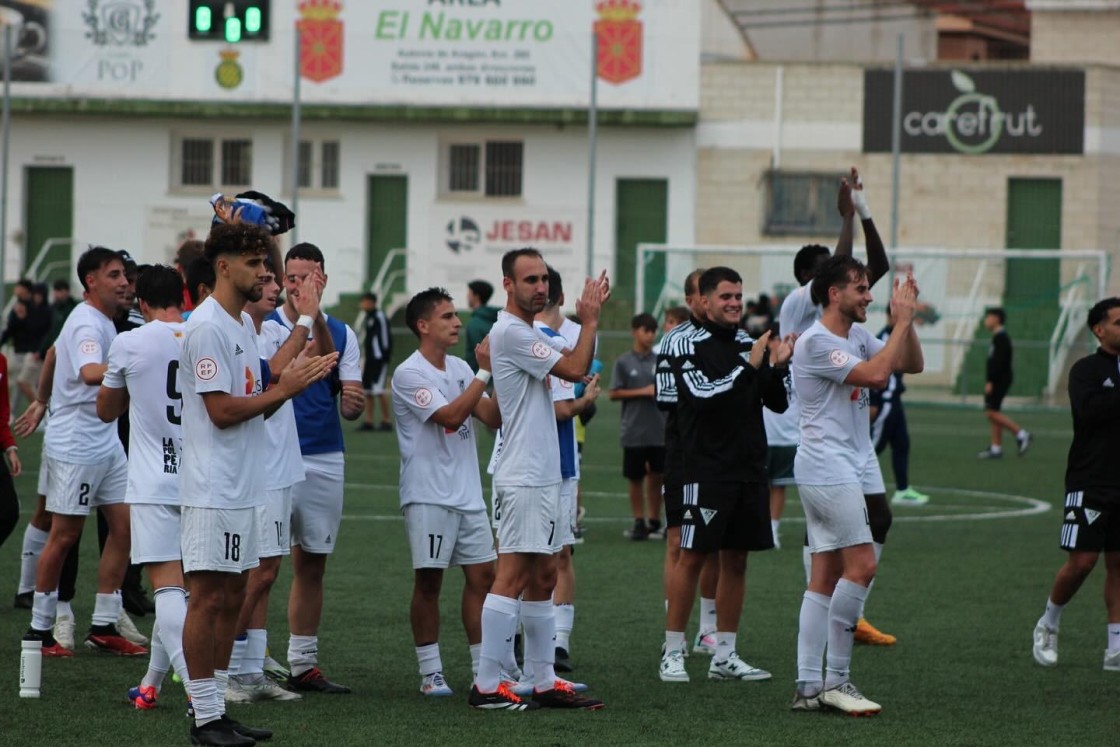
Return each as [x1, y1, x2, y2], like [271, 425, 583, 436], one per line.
[196, 357, 218, 381]
[700, 508, 717, 525]
[80, 339, 99, 355]
[531, 341, 552, 359]
[415, 388, 433, 407]
[829, 349, 850, 367]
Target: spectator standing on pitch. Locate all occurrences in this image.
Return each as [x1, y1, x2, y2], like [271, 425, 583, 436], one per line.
[465, 279, 500, 373]
[269, 242, 366, 695]
[470, 248, 606, 711]
[0, 347, 21, 553]
[869, 304, 930, 506]
[790, 257, 923, 715]
[393, 287, 502, 696]
[1031, 297, 1120, 670]
[179, 223, 335, 746]
[977, 306, 1031, 458]
[763, 323, 799, 549]
[659, 266, 791, 684]
[2, 278, 52, 413]
[610, 312, 666, 540]
[357, 292, 393, 432]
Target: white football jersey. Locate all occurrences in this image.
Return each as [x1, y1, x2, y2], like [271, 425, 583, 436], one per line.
[792, 321, 885, 485]
[490, 311, 563, 487]
[778, 284, 820, 337]
[45, 302, 124, 464]
[763, 372, 800, 447]
[393, 351, 486, 512]
[179, 297, 267, 509]
[257, 319, 306, 490]
[103, 320, 186, 505]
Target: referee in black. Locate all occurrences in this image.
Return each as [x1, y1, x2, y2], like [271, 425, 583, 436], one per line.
[1031, 297, 1120, 670]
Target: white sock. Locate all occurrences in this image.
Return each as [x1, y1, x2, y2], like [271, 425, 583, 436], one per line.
[699, 597, 717, 633]
[242, 629, 267, 677]
[142, 620, 170, 691]
[154, 587, 190, 684]
[186, 678, 221, 727]
[1107, 623, 1120, 652]
[18, 525, 48, 594]
[796, 591, 829, 690]
[416, 642, 442, 676]
[802, 546, 812, 586]
[771, 519, 780, 540]
[213, 669, 229, 709]
[57, 600, 74, 619]
[228, 634, 248, 676]
[825, 579, 869, 690]
[287, 634, 319, 677]
[1042, 599, 1064, 631]
[476, 593, 519, 692]
[664, 630, 686, 655]
[1017, 429, 1028, 439]
[715, 631, 736, 661]
[520, 599, 557, 691]
[554, 603, 574, 651]
[31, 590, 58, 632]
[469, 643, 481, 676]
[92, 591, 122, 627]
[990, 444, 1002, 454]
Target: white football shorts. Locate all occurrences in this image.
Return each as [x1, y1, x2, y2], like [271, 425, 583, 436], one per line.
[404, 503, 496, 570]
[181, 506, 260, 574]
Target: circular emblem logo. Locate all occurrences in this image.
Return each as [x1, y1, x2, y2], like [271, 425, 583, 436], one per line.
[829, 349, 850, 367]
[445, 216, 481, 254]
[195, 357, 218, 381]
[531, 341, 552, 359]
[560, 378, 573, 389]
[79, 340, 99, 355]
[415, 388, 433, 407]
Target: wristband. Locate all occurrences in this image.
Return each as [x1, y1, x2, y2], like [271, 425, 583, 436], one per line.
[296, 314, 314, 331]
[852, 186, 872, 220]
[474, 369, 491, 385]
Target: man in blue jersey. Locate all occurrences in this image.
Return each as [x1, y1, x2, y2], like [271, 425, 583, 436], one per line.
[269, 243, 366, 694]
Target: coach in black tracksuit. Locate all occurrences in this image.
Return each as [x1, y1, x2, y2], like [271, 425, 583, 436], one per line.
[660, 266, 790, 679]
[1031, 297, 1120, 668]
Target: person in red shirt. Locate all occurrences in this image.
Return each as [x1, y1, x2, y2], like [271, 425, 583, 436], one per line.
[0, 351, 24, 550]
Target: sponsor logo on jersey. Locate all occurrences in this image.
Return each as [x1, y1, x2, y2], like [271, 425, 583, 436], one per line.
[415, 388, 433, 407]
[829, 349, 851, 367]
[196, 357, 218, 381]
[531, 341, 552, 360]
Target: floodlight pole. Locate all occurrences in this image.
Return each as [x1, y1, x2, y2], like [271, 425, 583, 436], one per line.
[0, 25, 12, 311]
[290, 25, 302, 245]
[586, 29, 598, 281]
[890, 33, 903, 253]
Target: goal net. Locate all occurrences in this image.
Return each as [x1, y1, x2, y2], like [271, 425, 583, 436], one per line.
[636, 244, 1110, 404]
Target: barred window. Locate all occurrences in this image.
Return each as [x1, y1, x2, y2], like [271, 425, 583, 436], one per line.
[295, 138, 341, 192]
[174, 136, 252, 190]
[320, 141, 340, 189]
[220, 140, 252, 187]
[764, 171, 843, 236]
[484, 141, 523, 197]
[449, 144, 480, 192]
[180, 138, 213, 187]
[297, 141, 313, 189]
[444, 139, 523, 198]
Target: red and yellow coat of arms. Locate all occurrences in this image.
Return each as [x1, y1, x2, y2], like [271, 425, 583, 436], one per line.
[299, 0, 344, 83]
[595, 0, 643, 85]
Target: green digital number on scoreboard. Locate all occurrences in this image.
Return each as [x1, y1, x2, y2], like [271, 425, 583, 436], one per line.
[188, 1, 270, 42]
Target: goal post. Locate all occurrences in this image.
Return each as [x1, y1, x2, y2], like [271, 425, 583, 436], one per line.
[636, 243, 1110, 404]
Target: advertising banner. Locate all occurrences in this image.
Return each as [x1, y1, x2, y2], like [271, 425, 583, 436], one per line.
[863, 68, 1085, 155]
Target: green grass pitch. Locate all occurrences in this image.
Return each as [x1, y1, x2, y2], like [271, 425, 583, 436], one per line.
[0, 401, 1114, 746]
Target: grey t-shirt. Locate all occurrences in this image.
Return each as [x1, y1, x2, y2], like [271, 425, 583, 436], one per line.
[612, 349, 666, 448]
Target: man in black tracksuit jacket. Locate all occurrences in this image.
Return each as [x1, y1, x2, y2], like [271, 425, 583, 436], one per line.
[1031, 297, 1120, 669]
[659, 266, 791, 683]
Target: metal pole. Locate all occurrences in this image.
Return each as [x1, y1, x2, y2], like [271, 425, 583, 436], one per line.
[889, 33, 903, 252]
[586, 29, 598, 280]
[290, 25, 302, 245]
[0, 26, 12, 311]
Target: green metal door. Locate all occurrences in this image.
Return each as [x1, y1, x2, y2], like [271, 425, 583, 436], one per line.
[615, 178, 667, 308]
[24, 166, 74, 281]
[1004, 177, 1062, 397]
[366, 174, 408, 296]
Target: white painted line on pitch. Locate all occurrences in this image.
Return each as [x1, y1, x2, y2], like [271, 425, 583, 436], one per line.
[340, 484, 1049, 523]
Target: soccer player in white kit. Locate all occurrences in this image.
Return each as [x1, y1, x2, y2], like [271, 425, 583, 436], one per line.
[790, 256, 923, 715]
[393, 287, 502, 697]
[22, 247, 144, 657]
[96, 264, 191, 708]
[469, 249, 607, 711]
[226, 267, 321, 703]
[179, 223, 337, 746]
